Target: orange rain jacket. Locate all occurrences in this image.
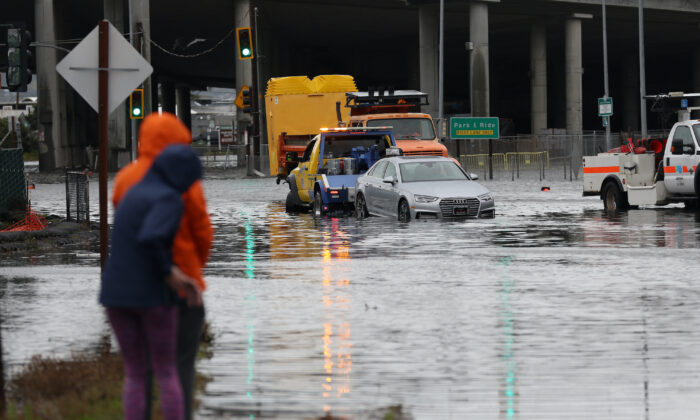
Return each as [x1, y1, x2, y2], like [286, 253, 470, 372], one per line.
[112, 112, 213, 291]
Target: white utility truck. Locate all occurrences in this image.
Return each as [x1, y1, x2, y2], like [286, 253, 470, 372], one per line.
[583, 119, 700, 210]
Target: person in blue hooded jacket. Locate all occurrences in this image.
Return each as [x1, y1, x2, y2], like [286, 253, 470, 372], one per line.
[100, 144, 202, 420]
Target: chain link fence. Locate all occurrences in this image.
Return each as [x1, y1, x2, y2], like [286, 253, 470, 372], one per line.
[191, 144, 248, 169]
[448, 130, 670, 181]
[0, 149, 25, 211]
[65, 170, 90, 223]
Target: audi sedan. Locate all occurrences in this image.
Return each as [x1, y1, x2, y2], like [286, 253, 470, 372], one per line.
[355, 156, 495, 221]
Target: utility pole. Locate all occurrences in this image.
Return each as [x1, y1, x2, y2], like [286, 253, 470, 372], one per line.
[438, 0, 444, 129]
[602, 0, 611, 150]
[0, 314, 5, 415]
[638, 0, 648, 138]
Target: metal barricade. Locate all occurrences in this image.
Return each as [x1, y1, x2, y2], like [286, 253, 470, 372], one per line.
[65, 170, 90, 222]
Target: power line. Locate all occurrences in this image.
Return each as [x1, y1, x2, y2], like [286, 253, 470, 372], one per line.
[150, 28, 236, 58]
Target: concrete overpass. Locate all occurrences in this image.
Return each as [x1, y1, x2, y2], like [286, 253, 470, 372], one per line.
[3, 0, 700, 171]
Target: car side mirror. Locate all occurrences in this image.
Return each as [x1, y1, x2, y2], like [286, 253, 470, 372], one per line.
[470, 173, 479, 180]
[382, 176, 396, 184]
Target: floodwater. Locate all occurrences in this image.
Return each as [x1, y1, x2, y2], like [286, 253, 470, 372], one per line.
[2, 175, 700, 420]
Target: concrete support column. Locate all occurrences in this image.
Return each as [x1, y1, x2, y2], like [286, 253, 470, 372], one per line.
[161, 81, 176, 114]
[419, 3, 439, 117]
[565, 18, 583, 176]
[104, 0, 129, 169]
[35, 0, 66, 171]
[622, 53, 639, 134]
[176, 86, 192, 131]
[131, 0, 153, 116]
[470, 1, 490, 117]
[530, 24, 547, 135]
[565, 18, 583, 134]
[235, 0, 253, 141]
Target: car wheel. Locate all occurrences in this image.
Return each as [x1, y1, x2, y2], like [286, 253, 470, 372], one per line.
[313, 190, 325, 217]
[602, 181, 628, 211]
[398, 199, 411, 222]
[355, 193, 370, 219]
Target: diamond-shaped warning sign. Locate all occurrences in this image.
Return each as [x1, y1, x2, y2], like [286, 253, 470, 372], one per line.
[56, 21, 153, 114]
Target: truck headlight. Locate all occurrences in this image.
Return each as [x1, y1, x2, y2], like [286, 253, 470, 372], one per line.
[478, 193, 493, 201]
[415, 194, 439, 203]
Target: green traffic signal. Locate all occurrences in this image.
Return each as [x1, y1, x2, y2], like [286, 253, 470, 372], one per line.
[130, 89, 144, 119]
[236, 27, 253, 60]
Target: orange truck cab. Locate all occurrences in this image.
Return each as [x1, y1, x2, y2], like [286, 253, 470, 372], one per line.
[346, 90, 448, 158]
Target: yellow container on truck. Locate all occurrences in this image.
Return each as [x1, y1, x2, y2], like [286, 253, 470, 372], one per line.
[265, 75, 357, 176]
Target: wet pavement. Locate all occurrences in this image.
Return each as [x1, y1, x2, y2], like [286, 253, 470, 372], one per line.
[2, 175, 700, 419]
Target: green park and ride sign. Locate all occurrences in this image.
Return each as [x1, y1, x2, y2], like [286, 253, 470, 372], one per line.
[450, 117, 499, 139]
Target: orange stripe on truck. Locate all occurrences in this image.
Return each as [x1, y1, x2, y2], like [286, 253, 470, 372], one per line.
[664, 166, 675, 173]
[583, 166, 619, 174]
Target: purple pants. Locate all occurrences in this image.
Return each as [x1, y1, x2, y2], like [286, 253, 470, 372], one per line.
[107, 306, 183, 420]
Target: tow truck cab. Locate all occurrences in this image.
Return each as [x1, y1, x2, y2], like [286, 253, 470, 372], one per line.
[346, 90, 449, 158]
[286, 128, 398, 214]
[583, 119, 700, 210]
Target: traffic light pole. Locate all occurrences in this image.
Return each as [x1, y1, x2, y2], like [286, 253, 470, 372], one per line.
[250, 3, 260, 172]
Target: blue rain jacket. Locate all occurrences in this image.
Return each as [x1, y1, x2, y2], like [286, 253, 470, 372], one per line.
[100, 145, 202, 307]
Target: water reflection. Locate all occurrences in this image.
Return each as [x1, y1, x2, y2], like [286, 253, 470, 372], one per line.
[320, 219, 353, 415]
[4, 179, 700, 419]
[243, 216, 258, 418]
[498, 256, 517, 419]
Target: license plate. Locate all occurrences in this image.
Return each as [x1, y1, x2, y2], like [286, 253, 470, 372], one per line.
[453, 207, 468, 215]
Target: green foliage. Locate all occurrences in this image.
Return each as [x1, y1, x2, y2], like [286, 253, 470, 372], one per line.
[0, 109, 39, 158]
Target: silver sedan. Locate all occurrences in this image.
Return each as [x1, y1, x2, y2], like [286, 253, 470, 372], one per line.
[355, 156, 495, 221]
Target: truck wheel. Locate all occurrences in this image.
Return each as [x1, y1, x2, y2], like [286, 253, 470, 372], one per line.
[355, 193, 370, 219]
[285, 191, 302, 213]
[602, 181, 629, 211]
[313, 190, 325, 217]
[398, 199, 411, 222]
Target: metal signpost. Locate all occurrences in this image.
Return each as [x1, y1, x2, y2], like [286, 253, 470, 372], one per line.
[598, 97, 613, 129]
[450, 117, 499, 179]
[56, 20, 153, 268]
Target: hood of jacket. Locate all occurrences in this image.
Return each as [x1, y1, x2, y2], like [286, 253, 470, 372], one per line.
[150, 145, 202, 193]
[138, 112, 192, 159]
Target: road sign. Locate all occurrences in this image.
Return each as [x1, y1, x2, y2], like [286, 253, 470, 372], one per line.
[450, 117, 499, 139]
[598, 97, 613, 116]
[220, 125, 234, 144]
[56, 22, 153, 114]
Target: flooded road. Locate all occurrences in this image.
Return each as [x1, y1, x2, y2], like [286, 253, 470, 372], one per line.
[2, 176, 700, 419]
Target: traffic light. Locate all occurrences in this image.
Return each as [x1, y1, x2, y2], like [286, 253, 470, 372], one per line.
[129, 88, 144, 119]
[236, 27, 254, 60]
[241, 86, 252, 113]
[6, 24, 32, 92]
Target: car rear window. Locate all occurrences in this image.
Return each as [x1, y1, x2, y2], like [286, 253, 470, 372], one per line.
[399, 161, 468, 182]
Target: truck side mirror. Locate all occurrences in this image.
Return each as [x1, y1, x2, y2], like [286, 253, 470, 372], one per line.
[671, 138, 684, 155]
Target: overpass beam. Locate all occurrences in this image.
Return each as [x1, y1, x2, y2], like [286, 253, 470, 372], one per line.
[176, 86, 192, 130]
[104, 0, 130, 169]
[35, 0, 67, 171]
[565, 16, 588, 177]
[419, 3, 439, 117]
[469, 1, 490, 117]
[622, 53, 639, 133]
[131, 0, 153, 116]
[530, 24, 547, 135]
[162, 81, 176, 114]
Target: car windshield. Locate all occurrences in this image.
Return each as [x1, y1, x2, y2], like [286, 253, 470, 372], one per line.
[399, 161, 468, 182]
[367, 118, 435, 140]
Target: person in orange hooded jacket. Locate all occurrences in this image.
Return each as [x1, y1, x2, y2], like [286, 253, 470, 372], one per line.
[112, 112, 213, 420]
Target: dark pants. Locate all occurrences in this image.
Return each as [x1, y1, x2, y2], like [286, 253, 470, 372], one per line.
[107, 306, 183, 420]
[144, 302, 205, 420]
